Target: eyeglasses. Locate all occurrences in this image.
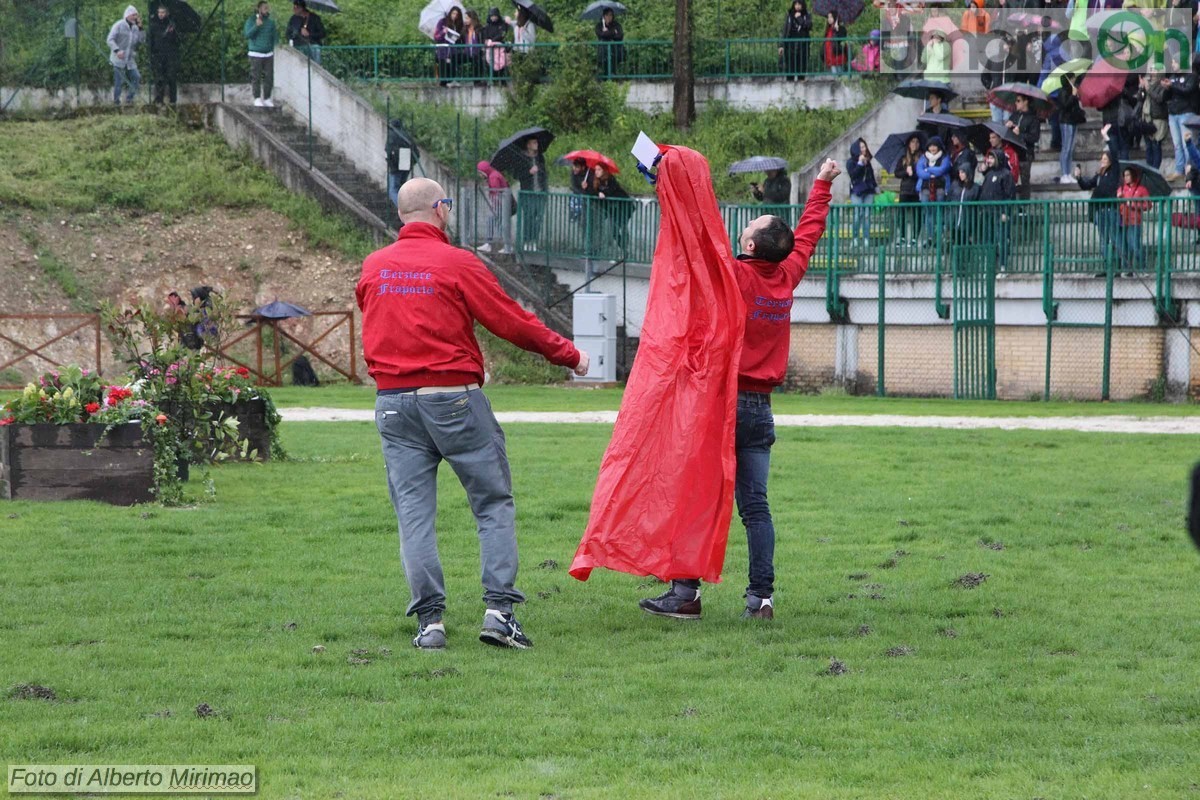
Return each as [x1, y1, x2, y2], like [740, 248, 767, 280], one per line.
[433, 198, 454, 211]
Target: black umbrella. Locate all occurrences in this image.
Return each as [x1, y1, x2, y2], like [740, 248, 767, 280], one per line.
[728, 156, 788, 175]
[512, 0, 554, 32]
[1124, 162, 1171, 198]
[892, 78, 957, 102]
[150, 0, 203, 33]
[303, 0, 342, 12]
[490, 126, 555, 172]
[580, 0, 626, 20]
[970, 120, 1028, 155]
[876, 130, 927, 174]
[250, 300, 313, 320]
[917, 112, 972, 131]
[812, 0, 865, 24]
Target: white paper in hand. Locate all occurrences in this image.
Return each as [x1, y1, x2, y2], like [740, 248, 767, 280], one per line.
[631, 131, 661, 169]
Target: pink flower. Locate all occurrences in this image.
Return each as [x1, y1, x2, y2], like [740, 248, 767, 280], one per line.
[0, 417, 13, 426]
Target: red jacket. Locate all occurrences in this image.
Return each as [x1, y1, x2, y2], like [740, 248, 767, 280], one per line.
[734, 178, 832, 393]
[1117, 181, 1150, 226]
[356, 222, 580, 389]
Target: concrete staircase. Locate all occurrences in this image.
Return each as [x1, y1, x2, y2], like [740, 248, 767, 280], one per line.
[214, 102, 573, 334]
[243, 106, 400, 230]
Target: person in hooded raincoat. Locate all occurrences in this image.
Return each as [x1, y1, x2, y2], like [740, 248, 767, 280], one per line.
[107, 5, 144, 106]
[476, 160, 513, 254]
[1116, 166, 1150, 271]
[619, 158, 842, 622]
[847, 138, 877, 249]
[482, 6, 510, 76]
[780, 0, 813, 79]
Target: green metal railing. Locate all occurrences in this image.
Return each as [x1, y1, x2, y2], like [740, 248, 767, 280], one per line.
[321, 36, 877, 84]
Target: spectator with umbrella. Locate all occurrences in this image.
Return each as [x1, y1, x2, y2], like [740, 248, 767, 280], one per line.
[846, 138, 877, 248]
[916, 136, 952, 248]
[730, 157, 791, 206]
[107, 5, 144, 107]
[978, 148, 1016, 269]
[243, 1, 277, 107]
[947, 129, 976, 192]
[583, 162, 632, 254]
[1002, 92, 1042, 199]
[593, 6, 625, 75]
[896, 132, 924, 246]
[149, 3, 180, 105]
[507, 0, 552, 54]
[434, 7, 465, 85]
[780, 0, 813, 80]
[822, 10, 848, 74]
[980, 33, 1012, 124]
[462, 10, 485, 82]
[1073, 142, 1121, 266]
[947, 161, 980, 245]
[568, 157, 588, 221]
[287, 0, 325, 64]
[492, 127, 552, 250]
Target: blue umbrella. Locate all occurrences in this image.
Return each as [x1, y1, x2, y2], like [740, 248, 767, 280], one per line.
[250, 301, 312, 320]
[728, 156, 788, 175]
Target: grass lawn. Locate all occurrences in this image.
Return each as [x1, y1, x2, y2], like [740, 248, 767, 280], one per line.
[267, 382, 1200, 418]
[2, 419, 1199, 798]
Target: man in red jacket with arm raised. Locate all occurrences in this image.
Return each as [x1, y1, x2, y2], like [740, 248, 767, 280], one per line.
[357, 177, 589, 651]
[639, 158, 841, 622]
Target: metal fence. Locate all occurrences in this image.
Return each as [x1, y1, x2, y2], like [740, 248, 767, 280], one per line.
[506, 191, 1195, 401]
[321, 36, 878, 84]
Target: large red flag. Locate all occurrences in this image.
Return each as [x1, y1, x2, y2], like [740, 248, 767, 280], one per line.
[569, 146, 746, 584]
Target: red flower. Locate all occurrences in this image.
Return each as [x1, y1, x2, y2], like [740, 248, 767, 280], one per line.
[106, 387, 133, 406]
[0, 417, 13, 426]
[235, 367, 250, 378]
[155, 414, 168, 425]
[84, 402, 101, 415]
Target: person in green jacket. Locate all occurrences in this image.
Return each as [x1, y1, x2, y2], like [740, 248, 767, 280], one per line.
[243, 1, 278, 106]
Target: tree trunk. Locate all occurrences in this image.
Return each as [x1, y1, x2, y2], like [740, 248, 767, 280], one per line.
[672, 0, 695, 131]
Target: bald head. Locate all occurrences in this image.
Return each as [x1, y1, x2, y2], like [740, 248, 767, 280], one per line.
[397, 178, 449, 227]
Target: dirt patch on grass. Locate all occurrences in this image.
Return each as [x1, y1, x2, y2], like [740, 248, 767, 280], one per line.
[979, 540, 1006, 551]
[853, 625, 873, 637]
[848, 572, 870, 581]
[939, 628, 958, 638]
[885, 645, 915, 657]
[952, 572, 989, 589]
[538, 559, 559, 570]
[194, 702, 217, 718]
[821, 658, 848, 677]
[9, 684, 56, 701]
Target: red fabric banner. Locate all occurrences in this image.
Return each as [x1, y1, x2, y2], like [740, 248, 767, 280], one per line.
[569, 147, 746, 584]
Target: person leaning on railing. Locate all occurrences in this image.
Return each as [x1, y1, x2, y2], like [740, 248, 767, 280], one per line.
[1075, 136, 1121, 267]
[594, 8, 624, 76]
[978, 149, 1015, 270]
[286, 0, 325, 65]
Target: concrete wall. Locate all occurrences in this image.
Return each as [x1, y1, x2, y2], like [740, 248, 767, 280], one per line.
[0, 84, 252, 112]
[795, 90, 924, 204]
[401, 75, 867, 120]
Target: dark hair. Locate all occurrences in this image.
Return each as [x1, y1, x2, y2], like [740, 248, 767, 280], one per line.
[752, 217, 794, 263]
[293, 0, 306, 8]
[257, 1, 269, 9]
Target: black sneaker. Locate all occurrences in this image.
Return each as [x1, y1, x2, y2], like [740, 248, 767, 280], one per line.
[639, 587, 702, 620]
[741, 596, 774, 620]
[479, 610, 532, 649]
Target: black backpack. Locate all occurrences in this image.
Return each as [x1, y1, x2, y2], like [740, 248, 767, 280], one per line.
[291, 355, 320, 387]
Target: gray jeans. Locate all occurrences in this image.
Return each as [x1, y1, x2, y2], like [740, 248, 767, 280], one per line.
[249, 54, 273, 99]
[375, 388, 524, 624]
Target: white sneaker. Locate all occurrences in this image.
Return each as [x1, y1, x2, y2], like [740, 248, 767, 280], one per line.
[263, 98, 275, 107]
[1059, 175, 1075, 185]
[477, 242, 492, 252]
[253, 98, 264, 107]
[499, 247, 513, 255]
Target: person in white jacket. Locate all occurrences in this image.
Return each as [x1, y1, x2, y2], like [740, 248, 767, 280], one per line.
[107, 5, 144, 106]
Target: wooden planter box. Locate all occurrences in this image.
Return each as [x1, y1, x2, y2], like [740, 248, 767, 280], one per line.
[0, 423, 155, 505]
[215, 397, 272, 461]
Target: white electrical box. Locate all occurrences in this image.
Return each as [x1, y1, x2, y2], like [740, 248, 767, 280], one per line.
[572, 293, 618, 382]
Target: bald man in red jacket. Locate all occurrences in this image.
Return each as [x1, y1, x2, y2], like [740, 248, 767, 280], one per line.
[357, 177, 588, 651]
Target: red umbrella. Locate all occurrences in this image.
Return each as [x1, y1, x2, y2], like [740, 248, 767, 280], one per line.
[1079, 60, 1126, 109]
[564, 149, 620, 174]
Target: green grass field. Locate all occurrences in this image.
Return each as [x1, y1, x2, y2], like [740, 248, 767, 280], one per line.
[3, 412, 1199, 798]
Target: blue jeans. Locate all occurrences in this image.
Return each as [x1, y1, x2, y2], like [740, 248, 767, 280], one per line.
[112, 64, 140, 104]
[1121, 224, 1143, 269]
[1059, 122, 1077, 178]
[674, 392, 778, 600]
[989, 103, 1006, 123]
[1170, 113, 1188, 175]
[850, 193, 872, 243]
[375, 388, 525, 625]
[1145, 136, 1163, 169]
[1094, 207, 1120, 265]
[298, 44, 322, 64]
